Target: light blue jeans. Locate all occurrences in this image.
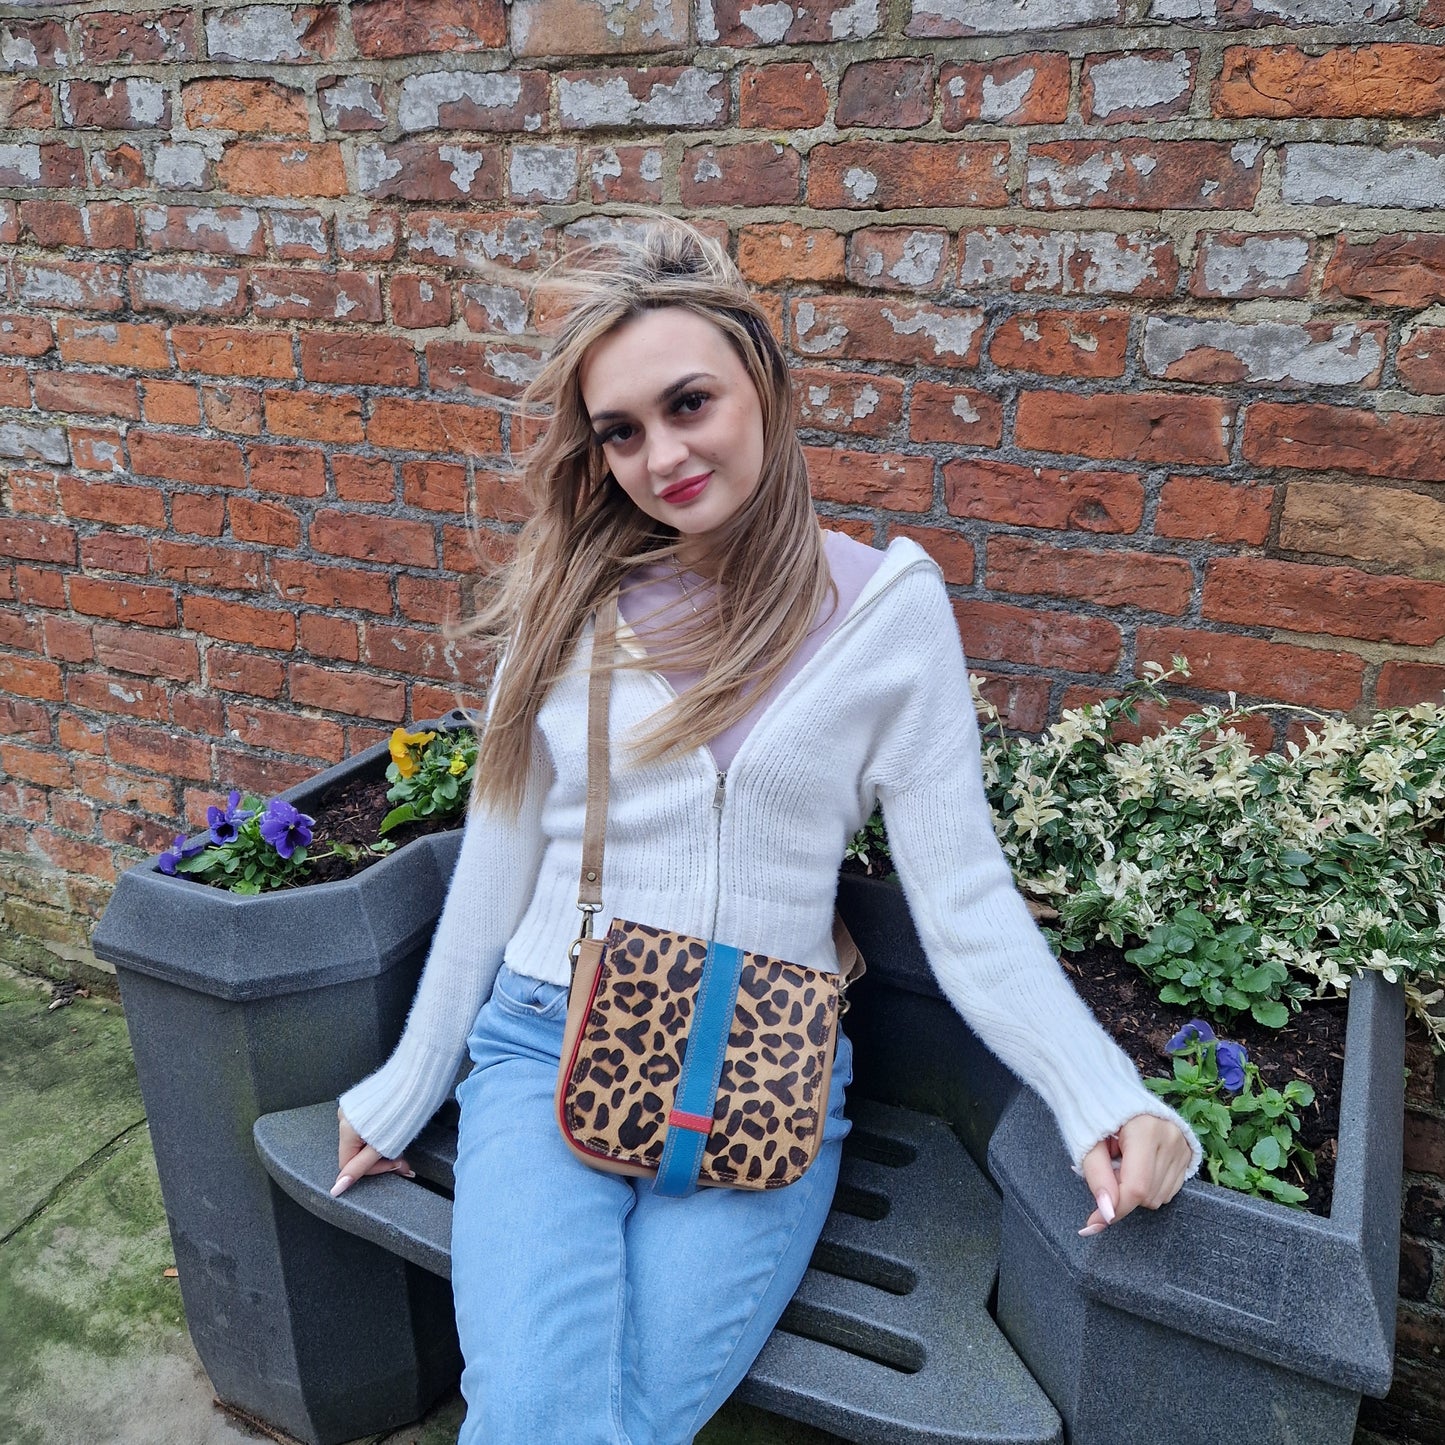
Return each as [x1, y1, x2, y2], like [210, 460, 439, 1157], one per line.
[451, 964, 853, 1445]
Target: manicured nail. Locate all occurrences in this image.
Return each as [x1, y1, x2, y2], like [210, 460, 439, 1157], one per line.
[1095, 1190, 1116, 1224]
[1078, 1222, 1107, 1237]
[330, 1173, 352, 1198]
[400, 1167, 416, 1179]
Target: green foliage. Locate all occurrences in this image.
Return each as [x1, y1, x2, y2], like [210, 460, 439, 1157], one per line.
[1146, 1034, 1316, 1207]
[381, 726, 479, 835]
[843, 808, 892, 880]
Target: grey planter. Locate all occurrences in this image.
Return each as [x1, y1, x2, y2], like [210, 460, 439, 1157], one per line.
[91, 718, 470, 1445]
[988, 967, 1404, 1445]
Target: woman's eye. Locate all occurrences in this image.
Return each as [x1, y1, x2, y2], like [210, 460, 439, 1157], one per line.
[676, 391, 708, 415]
[598, 423, 635, 446]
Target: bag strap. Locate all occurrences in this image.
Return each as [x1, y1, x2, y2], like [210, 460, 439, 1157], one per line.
[574, 590, 866, 992]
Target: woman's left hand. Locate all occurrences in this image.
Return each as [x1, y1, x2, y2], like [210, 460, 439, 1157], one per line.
[1077, 1114, 1194, 1237]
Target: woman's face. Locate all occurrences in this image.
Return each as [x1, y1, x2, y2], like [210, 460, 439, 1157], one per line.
[579, 307, 766, 569]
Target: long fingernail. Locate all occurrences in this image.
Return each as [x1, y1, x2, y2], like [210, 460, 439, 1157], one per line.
[1078, 1222, 1107, 1237]
[400, 1167, 416, 1179]
[330, 1174, 352, 1198]
[1095, 1190, 1116, 1223]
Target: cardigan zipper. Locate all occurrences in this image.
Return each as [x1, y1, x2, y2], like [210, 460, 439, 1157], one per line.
[708, 771, 726, 943]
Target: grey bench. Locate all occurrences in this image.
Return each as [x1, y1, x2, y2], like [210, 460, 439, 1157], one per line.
[255, 1093, 1061, 1444]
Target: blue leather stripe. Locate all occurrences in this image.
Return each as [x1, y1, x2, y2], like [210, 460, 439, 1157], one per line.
[653, 940, 743, 1197]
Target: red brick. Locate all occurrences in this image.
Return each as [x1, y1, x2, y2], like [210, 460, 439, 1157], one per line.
[16, 260, 125, 311]
[0, 742, 70, 790]
[712, 0, 877, 43]
[846, 228, 950, 292]
[1081, 50, 1195, 123]
[75, 9, 197, 64]
[299, 332, 419, 386]
[4, 469, 58, 516]
[0, 609, 40, 651]
[955, 599, 1121, 674]
[182, 595, 296, 651]
[318, 77, 387, 133]
[172, 493, 226, 537]
[794, 368, 904, 438]
[80, 534, 149, 575]
[311, 511, 437, 567]
[249, 444, 328, 498]
[263, 389, 365, 443]
[988, 536, 1192, 614]
[1190, 231, 1315, 300]
[809, 142, 1009, 210]
[989, 309, 1129, 379]
[55, 319, 167, 370]
[578, 143, 662, 204]
[55, 801, 100, 840]
[0, 77, 54, 129]
[958, 226, 1179, 298]
[68, 577, 176, 628]
[89, 144, 146, 190]
[1156, 477, 1273, 545]
[1017, 391, 1232, 466]
[68, 429, 126, 473]
[737, 225, 845, 287]
[390, 274, 452, 329]
[229, 498, 301, 548]
[108, 724, 212, 783]
[0, 315, 54, 358]
[1398, 326, 1445, 395]
[352, 0, 505, 57]
[59, 715, 108, 758]
[226, 701, 345, 761]
[20, 200, 136, 250]
[0, 365, 30, 407]
[357, 141, 501, 202]
[792, 298, 985, 367]
[1142, 627, 1359, 711]
[368, 397, 501, 457]
[182, 78, 309, 134]
[31, 827, 118, 882]
[142, 378, 201, 426]
[941, 54, 1069, 128]
[1216, 44, 1445, 120]
[396, 575, 464, 625]
[33, 369, 137, 421]
[60, 77, 171, 130]
[138, 204, 265, 256]
[129, 431, 244, 488]
[130, 263, 247, 317]
[334, 454, 395, 503]
[16, 567, 68, 610]
[0, 697, 51, 743]
[207, 646, 287, 699]
[1025, 140, 1263, 210]
[250, 268, 383, 323]
[399, 462, 466, 513]
[362, 622, 464, 681]
[0, 516, 74, 565]
[93, 623, 199, 682]
[43, 614, 95, 663]
[1378, 661, 1445, 707]
[288, 662, 406, 722]
[944, 459, 1144, 533]
[803, 448, 933, 512]
[171, 325, 295, 379]
[216, 142, 347, 198]
[1323, 234, 1445, 308]
[837, 58, 934, 129]
[200, 384, 260, 438]
[908, 384, 1005, 447]
[1203, 557, 1445, 647]
[271, 207, 332, 260]
[150, 540, 264, 591]
[884, 525, 974, 585]
[57, 477, 165, 528]
[269, 558, 393, 613]
[681, 142, 799, 207]
[300, 613, 360, 662]
[337, 212, 400, 269]
[1243, 402, 1445, 483]
[739, 63, 827, 129]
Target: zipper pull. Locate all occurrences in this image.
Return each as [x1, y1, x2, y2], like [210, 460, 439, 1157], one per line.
[713, 772, 726, 810]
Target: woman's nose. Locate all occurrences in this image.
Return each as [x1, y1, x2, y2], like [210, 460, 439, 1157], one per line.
[647, 426, 689, 475]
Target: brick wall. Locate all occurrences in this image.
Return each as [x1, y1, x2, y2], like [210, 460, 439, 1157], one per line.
[1, 1, 1442, 1436]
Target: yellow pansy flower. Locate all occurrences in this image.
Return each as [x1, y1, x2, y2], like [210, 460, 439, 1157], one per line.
[448, 753, 468, 776]
[389, 727, 436, 778]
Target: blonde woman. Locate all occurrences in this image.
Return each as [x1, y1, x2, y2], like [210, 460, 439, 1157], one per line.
[333, 218, 1199, 1444]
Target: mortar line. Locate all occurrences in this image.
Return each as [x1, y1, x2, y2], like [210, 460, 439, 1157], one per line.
[0, 1116, 150, 1248]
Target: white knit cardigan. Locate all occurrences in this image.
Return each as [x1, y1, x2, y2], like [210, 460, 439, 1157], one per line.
[341, 537, 1203, 1176]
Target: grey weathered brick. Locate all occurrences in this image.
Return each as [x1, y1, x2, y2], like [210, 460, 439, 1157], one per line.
[911, 0, 1117, 36]
[0, 421, 68, 464]
[1282, 145, 1445, 210]
[1143, 316, 1386, 386]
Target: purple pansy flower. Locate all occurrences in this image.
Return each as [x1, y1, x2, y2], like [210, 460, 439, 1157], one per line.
[1166, 1019, 1216, 1053]
[206, 790, 253, 845]
[1215, 1039, 1249, 1093]
[157, 834, 205, 875]
[259, 799, 314, 860]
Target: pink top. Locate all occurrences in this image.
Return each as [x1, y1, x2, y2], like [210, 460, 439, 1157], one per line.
[618, 530, 885, 771]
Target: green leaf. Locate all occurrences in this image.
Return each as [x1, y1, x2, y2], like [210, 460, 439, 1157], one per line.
[1251, 1000, 1290, 1028]
[379, 803, 418, 836]
[1164, 928, 1198, 955]
[1249, 1136, 1282, 1170]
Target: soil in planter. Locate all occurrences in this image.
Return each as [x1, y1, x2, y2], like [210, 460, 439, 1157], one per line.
[302, 765, 465, 886]
[1060, 944, 1347, 1217]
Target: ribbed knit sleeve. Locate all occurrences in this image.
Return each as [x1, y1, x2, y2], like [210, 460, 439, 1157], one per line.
[871, 570, 1202, 1176]
[337, 739, 552, 1159]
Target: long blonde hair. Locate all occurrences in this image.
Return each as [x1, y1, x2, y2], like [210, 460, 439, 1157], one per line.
[469, 217, 832, 813]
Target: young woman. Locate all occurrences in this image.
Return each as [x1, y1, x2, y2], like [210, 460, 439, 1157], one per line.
[333, 218, 1199, 1444]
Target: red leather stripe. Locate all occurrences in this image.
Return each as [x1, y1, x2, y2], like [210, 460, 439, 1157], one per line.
[667, 1108, 713, 1134]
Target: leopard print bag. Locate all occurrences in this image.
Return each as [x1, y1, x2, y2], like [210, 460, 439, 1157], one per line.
[556, 919, 847, 1191]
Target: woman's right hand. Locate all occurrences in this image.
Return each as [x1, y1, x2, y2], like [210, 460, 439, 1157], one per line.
[332, 1108, 415, 1197]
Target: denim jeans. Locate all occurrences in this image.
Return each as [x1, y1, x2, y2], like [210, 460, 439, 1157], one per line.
[451, 964, 853, 1445]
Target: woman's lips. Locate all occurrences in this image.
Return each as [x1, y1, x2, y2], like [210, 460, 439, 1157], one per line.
[659, 472, 711, 504]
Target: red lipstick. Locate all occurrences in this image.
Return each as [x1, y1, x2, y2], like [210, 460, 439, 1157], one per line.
[659, 472, 711, 504]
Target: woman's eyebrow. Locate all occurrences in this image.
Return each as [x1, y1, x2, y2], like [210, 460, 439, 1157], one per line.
[588, 371, 717, 425]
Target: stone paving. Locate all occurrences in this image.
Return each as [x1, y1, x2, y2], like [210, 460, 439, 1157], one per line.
[0, 964, 828, 1445]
